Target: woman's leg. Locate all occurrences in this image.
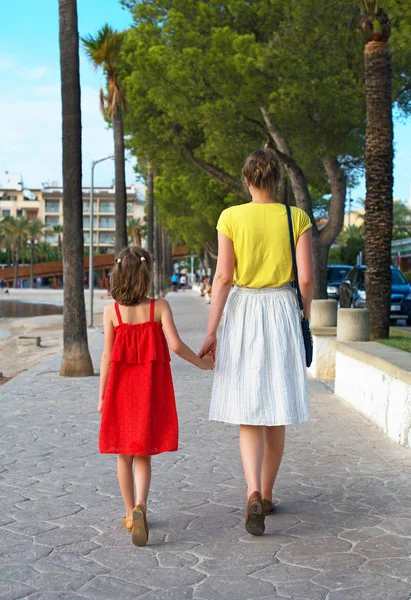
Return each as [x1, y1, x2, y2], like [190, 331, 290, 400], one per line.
[117, 454, 135, 519]
[134, 455, 152, 509]
[261, 425, 286, 501]
[239, 425, 265, 498]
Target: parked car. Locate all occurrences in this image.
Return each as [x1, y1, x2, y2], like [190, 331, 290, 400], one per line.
[339, 266, 411, 325]
[326, 265, 352, 300]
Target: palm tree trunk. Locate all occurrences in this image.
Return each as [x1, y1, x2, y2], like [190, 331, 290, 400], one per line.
[113, 106, 127, 255]
[13, 239, 20, 288]
[364, 38, 393, 340]
[58, 0, 93, 377]
[30, 243, 35, 288]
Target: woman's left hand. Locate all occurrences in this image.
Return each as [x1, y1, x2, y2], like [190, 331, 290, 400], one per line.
[199, 332, 217, 358]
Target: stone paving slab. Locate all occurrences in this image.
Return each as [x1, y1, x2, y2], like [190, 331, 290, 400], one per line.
[1, 291, 411, 600]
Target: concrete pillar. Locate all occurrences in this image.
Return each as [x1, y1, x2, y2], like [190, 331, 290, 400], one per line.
[337, 309, 370, 342]
[310, 299, 338, 328]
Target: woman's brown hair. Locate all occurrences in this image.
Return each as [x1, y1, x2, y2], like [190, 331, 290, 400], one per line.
[242, 148, 281, 191]
[110, 246, 152, 305]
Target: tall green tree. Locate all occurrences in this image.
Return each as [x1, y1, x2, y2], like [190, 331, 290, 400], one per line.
[127, 217, 146, 246]
[121, 0, 411, 301]
[53, 224, 64, 259]
[82, 25, 128, 255]
[393, 201, 411, 239]
[121, 0, 364, 297]
[27, 219, 44, 288]
[59, 0, 94, 376]
[3, 216, 29, 288]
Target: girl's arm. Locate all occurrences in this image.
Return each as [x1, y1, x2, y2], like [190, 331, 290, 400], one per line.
[295, 229, 315, 319]
[98, 306, 115, 413]
[160, 300, 214, 370]
[198, 231, 235, 357]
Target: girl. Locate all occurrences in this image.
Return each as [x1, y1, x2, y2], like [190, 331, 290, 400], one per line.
[98, 246, 214, 547]
[199, 148, 314, 536]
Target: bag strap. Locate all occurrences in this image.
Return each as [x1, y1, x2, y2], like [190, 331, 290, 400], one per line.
[285, 205, 305, 313]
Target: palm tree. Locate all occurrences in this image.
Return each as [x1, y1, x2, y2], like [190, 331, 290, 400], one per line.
[81, 25, 128, 255]
[53, 224, 64, 259]
[27, 219, 44, 288]
[359, 1, 393, 339]
[58, 0, 93, 377]
[3, 216, 29, 288]
[127, 217, 146, 247]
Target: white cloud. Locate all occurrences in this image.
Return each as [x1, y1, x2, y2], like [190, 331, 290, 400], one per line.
[19, 66, 49, 81]
[0, 58, 15, 71]
[0, 71, 136, 189]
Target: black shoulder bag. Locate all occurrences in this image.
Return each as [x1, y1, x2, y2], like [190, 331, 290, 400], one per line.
[285, 205, 313, 368]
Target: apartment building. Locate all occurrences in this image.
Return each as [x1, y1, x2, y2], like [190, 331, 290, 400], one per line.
[0, 173, 43, 221]
[42, 185, 146, 251]
[0, 173, 146, 252]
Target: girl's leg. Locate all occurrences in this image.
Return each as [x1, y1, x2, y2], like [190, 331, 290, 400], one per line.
[261, 425, 286, 501]
[117, 454, 135, 519]
[239, 425, 265, 498]
[134, 455, 152, 509]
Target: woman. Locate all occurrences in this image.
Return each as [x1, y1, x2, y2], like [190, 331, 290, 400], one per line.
[199, 148, 314, 536]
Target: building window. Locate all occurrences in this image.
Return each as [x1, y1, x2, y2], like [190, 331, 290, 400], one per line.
[83, 201, 98, 213]
[46, 234, 58, 244]
[2, 210, 11, 217]
[99, 232, 115, 245]
[99, 201, 115, 213]
[127, 202, 134, 214]
[83, 232, 97, 244]
[16, 209, 23, 217]
[82, 216, 97, 229]
[99, 216, 115, 229]
[45, 201, 60, 213]
[45, 216, 60, 227]
[7, 195, 17, 201]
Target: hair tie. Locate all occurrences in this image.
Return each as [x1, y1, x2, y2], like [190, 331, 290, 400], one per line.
[116, 258, 122, 264]
[140, 256, 146, 262]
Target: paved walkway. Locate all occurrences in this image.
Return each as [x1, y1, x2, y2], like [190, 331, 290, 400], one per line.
[1, 291, 411, 600]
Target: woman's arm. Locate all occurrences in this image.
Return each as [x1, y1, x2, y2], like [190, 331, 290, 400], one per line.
[198, 231, 235, 357]
[160, 300, 214, 370]
[98, 306, 115, 413]
[295, 229, 315, 319]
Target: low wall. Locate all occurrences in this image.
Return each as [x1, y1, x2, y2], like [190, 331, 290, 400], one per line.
[333, 341, 411, 447]
[308, 327, 337, 380]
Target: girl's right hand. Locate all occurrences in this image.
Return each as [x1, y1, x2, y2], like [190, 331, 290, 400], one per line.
[97, 398, 104, 414]
[200, 354, 215, 370]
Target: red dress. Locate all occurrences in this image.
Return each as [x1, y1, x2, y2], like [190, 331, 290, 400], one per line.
[99, 300, 178, 455]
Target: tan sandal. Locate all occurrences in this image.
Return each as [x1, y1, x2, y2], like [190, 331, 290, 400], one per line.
[131, 504, 149, 547]
[122, 516, 133, 531]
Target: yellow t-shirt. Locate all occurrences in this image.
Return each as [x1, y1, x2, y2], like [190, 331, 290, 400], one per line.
[216, 203, 312, 288]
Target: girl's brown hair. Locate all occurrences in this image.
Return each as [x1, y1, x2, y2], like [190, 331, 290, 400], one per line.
[242, 148, 281, 191]
[110, 246, 152, 305]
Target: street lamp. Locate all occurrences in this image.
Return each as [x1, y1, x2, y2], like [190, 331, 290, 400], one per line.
[89, 155, 113, 328]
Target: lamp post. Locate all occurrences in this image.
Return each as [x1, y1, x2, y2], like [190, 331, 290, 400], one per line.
[89, 155, 113, 328]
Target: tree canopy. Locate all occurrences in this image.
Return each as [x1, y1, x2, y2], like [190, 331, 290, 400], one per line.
[120, 0, 411, 283]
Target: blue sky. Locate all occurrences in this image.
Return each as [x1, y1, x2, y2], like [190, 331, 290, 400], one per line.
[0, 0, 410, 206]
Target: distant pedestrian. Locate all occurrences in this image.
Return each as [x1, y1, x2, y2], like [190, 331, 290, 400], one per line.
[179, 273, 187, 291]
[171, 272, 179, 292]
[98, 247, 214, 547]
[199, 149, 314, 537]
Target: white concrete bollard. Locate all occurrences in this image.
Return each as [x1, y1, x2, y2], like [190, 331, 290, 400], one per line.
[337, 309, 370, 342]
[310, 299, 338, 328]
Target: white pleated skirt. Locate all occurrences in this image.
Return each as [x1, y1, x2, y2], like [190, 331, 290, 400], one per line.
[209, 285, 309, 426]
